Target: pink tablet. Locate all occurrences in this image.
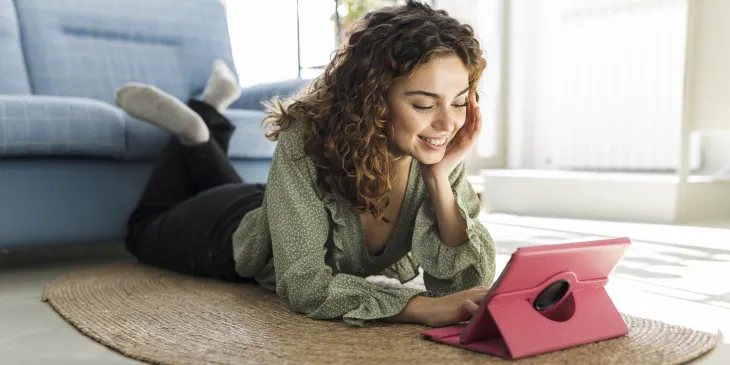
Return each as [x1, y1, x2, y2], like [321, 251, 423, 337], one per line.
[421, 237, 631, 360]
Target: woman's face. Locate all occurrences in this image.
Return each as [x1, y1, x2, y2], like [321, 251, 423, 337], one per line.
[386, 54, 471, 166]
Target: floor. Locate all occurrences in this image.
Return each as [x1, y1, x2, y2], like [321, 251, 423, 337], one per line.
[1, 214, 728, 364]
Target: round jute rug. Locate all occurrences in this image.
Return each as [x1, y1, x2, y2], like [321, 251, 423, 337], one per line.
[42, 264, 720, 365]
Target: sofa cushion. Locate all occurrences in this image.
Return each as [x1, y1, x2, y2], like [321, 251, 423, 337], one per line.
[123, 108, 275, 161]
[13, 0, 236, 105]
[0, 95, 126, 158]
[226, 109, 277, 160]
[231, 79, 311, 111]
[0, 0, 31, 94]
[122, 113, 170, 161]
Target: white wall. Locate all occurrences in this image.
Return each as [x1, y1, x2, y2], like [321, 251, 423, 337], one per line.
[685, 0, 730, 176]
[686, 0, 730, 133]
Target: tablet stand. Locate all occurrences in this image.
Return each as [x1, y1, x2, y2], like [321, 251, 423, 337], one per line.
[421, 271, 628, 359]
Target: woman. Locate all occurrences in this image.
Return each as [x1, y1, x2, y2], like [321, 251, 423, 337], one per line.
[119, 0, 496, 328]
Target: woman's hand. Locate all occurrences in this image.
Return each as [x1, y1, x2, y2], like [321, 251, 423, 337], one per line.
[420, 286, 490, 327]
[421, 90, 482, 180]
[417, 91, 481, 247]
[388, 286, 490, 327]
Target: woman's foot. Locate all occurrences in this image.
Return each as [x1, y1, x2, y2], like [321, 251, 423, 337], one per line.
[202, 59, 242, 112]
[115, 83, 210, 145]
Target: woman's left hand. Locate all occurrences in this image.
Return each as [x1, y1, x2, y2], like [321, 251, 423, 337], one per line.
[421, 90, 482, 180]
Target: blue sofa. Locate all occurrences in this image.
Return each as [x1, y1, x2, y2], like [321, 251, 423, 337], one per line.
[0, 0, 309, 248]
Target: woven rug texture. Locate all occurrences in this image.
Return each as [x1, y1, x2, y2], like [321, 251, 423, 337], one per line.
[42, 264, 721, 365]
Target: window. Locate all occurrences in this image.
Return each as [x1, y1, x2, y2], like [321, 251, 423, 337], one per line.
[507, 0, 690, 172]
[226, 1, 395, 86]
[225, 0, 300, 87]
[226, 1, 438, 86]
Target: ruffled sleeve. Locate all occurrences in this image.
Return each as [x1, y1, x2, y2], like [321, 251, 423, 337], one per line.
[410, 162, 496, 297]
[267, 124, 426, 326]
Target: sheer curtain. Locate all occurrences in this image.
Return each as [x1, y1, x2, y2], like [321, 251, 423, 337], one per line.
[506, 0, 689, 171]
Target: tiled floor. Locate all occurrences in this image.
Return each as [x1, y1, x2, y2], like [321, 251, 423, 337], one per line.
[1, 214, 728, 364]
[0, 245, 143, 365]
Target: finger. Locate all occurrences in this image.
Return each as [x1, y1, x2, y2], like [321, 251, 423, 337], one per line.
[465, 92, 475, 132]
[473, 106, 482, 137]
[446, 133, 459, 152]
[471, 92, 481, 136]
[467, 285, 491, 293]
[458, 93, 478, 146]
[465, 91, 474, 123]
[461, 300, 480, 317]
[449, 128, 466, 150]
[470, 291, 488, 304]
[467, 288, 489, 305]
[454, 126, 469, 150]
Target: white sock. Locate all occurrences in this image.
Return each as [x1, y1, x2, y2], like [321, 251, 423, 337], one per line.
[115, 83, 210, 145]
[202, 59, 242, 112]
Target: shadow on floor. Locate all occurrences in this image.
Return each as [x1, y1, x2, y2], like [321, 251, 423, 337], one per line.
[0, 242, 135, 273]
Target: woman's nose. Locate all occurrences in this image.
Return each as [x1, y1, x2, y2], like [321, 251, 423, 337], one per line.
[432, 107, 456, 133]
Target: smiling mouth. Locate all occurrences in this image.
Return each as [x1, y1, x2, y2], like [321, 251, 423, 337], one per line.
[419, 136, 447, 146]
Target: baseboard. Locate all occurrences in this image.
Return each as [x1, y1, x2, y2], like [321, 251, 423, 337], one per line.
[480, 169, 730, 225]
[675, 180, 730, 225]
[480, 170, 680, 224]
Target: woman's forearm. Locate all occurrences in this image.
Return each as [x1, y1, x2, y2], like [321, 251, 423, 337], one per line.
[387, 295, 432, 325]
[423, 172, 468, 247]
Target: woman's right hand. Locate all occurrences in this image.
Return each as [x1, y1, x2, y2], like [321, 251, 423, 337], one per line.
[420, 286, 491, 327]
[390, 286, 491, 327]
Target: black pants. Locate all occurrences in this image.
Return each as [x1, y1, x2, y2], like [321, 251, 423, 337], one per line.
[126, 99, 264, 282]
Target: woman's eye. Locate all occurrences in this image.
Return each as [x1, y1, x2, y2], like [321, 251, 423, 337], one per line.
[453, 102, 469, 109]
[413, 104, 434, 111]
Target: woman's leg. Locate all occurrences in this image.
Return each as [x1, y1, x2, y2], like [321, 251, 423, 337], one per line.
[119, 98, 242, 227]
[118, 60, 262, 279]
[118, 59, 244, 229]
[187, 99, 236, 153]
[128, 181, 265, 282]
[189, 58, 243, 153]
[127, 136, 243, 231]
[125, 133, 265, 281]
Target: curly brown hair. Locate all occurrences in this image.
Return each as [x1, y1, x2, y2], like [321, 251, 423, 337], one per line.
[262, 0, 487, 222]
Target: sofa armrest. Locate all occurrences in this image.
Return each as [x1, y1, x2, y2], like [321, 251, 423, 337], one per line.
[230, 78, 311, 111]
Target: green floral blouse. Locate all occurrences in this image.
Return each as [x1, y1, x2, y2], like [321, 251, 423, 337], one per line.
[231, 121, 496, 326]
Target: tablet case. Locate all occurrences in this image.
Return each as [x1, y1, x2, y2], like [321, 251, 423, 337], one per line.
[421, 237, 631, 360]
